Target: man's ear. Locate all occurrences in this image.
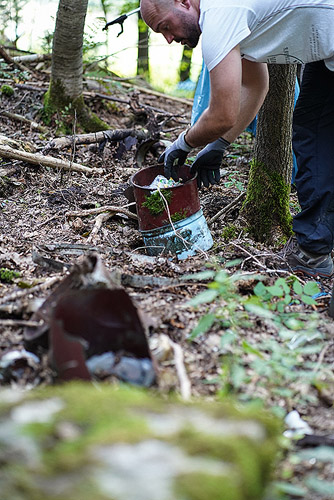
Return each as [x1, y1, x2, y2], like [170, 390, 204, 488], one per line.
[176, 0, 191, 9]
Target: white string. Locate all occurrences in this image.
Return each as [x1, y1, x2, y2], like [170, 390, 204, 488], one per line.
[157, 186, 209, 259]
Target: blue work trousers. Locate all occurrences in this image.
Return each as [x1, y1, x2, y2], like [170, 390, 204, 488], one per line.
[293, 61, 334, 254]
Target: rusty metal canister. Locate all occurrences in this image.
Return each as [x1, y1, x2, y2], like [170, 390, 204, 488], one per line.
[131, 165, 213, 259]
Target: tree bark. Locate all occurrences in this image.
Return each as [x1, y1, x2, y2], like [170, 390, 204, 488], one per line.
[242, 64, 297, 244]
[137, 13, 150, 78]
[51, 0, 87, 100]
[45, 0, 108, 132]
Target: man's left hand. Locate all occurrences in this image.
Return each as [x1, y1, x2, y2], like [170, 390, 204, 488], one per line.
[190, 137, 229, 188]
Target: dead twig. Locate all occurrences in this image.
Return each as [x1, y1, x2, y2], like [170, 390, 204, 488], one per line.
[209, 191, 246, 225]
[313, 342, 333, 375]
[0, 144, 103, 176]
[0, 110, 47, 133]
[87, 212, 112, 244]
[0, 319, 42, 328]
[85, 76, 193, 106]
[0, 276, 60, 306]
[86, 91, 186, 118]
[38, 243, 110, 255]
[36, 214, 64, 228]
[14, 82, 48, 92]
[169, 339, 191, 400]
[66, 205, 138, 221]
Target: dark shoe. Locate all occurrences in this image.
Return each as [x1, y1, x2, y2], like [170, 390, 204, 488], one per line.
[279, 237, 334, 277]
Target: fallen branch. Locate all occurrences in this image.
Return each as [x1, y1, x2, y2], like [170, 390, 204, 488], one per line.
[14, 83, 48, 92]
[66, 204, 138, 221]
[0, 145, 103, 176]
[12, 53, 51, 63]
[0, 45, 36, 77]
[47, 128, 150, 151]
[0, 110, 47, 133]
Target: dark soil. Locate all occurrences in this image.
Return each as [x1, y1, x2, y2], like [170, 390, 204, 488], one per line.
[0, 61, 333, 500]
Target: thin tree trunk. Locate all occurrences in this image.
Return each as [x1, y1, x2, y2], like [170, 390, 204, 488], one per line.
[51, 0, 88, 100]
[137, 13, 150, 78]
[179, 46, 193, 82]
[45, 0, 107, 132]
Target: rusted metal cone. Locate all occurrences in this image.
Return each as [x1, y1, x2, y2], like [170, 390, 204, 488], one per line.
[49, 288, 156, 385]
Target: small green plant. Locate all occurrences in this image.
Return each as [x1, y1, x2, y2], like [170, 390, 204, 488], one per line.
[227, 141, 253, 157]
[171, 209, 188, 223]
[0, 267, 20, 283]
[142, 190, 172, 216]
[221, 225, 238, 241]
[1, 84, 14, 97]
[223, 172, 245, 192]
[187, 269, 331, 412]
[54, 103, 73, 134]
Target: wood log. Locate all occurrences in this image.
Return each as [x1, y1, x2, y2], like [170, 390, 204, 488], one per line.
[0, 145, 103, 175]
[47, 128, 149, 150]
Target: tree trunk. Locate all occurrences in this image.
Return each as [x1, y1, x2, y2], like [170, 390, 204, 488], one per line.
[44, 0, 107, 132]
[137, 13, 150, 78]
[242, 64, 297, 244]
[52, 0, 87, 100]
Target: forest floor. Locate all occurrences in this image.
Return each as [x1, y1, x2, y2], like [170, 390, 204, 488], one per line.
[0, 59, 333, 500]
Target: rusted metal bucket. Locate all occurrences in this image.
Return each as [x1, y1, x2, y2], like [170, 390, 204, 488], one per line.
[131, 165, 213, 259]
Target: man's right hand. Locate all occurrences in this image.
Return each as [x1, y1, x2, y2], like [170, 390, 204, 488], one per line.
[158, 131, 193, 181]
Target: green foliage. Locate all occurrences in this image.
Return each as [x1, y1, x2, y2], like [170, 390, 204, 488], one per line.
[40, 29, 53, 54]
[138, 17, 148, 33]
[0, 267, 20, 283]
[187, 268, 331, 410]
[82, 24, 105, 63]
[171, 209, 188, 223]
[223, 172, 245, 192]
[0, 0, 28, 44]
[142, 190, 172, 216]
[53, 103, 73, 133]
[227, 142, 252, 158]
[0, 62, 29, 82]
[221, 225, 238, 241]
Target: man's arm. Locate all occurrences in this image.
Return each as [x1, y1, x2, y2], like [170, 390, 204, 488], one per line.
[185, 45, 269, 147]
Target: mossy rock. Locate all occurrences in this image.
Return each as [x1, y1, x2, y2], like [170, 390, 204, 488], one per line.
[0, 383, 281, 500]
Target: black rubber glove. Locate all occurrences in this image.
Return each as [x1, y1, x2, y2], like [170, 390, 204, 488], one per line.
[158, 131, 193, 181]
[190, 137, 230, 188]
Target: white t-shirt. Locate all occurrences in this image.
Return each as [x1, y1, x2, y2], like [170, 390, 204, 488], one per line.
[199, 0, 334, 71]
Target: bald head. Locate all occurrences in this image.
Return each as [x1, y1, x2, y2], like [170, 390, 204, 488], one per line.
[140, 0, 201, 48]
[140, 0, 173, 20]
